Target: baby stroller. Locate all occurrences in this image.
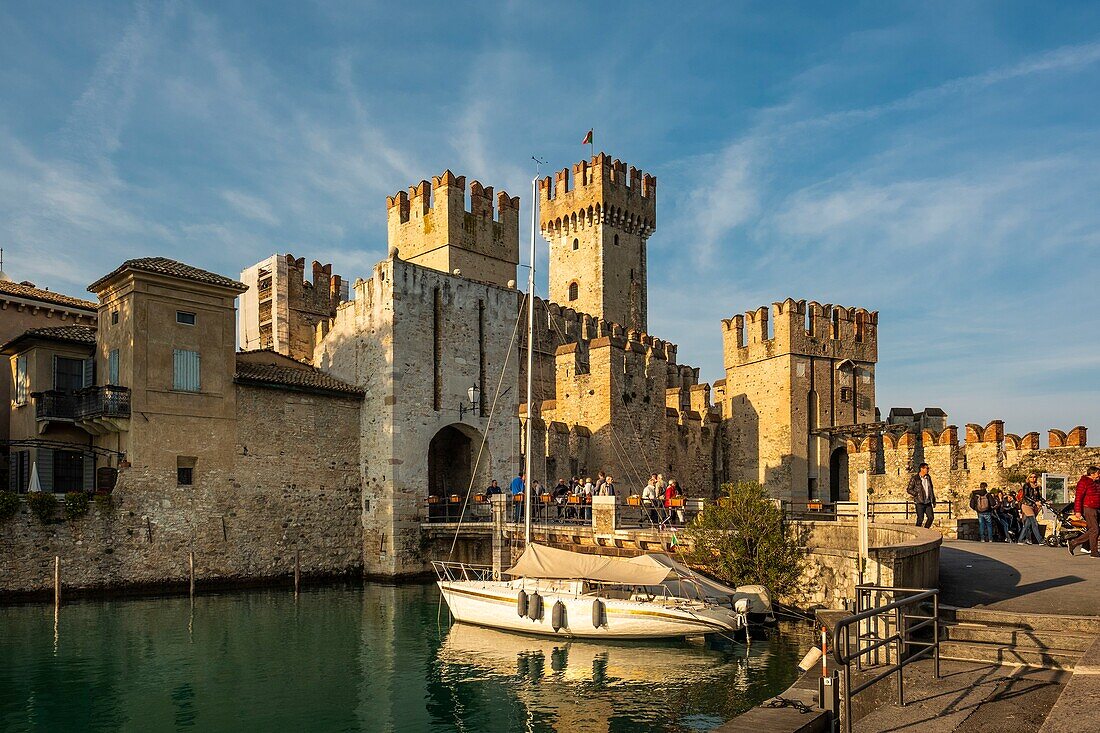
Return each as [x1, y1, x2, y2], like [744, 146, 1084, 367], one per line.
[1043, 503, 1087, 547]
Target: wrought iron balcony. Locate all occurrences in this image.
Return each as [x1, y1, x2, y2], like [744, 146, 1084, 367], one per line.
[33, 390, 76, 421]
[76, 385, 132, 420]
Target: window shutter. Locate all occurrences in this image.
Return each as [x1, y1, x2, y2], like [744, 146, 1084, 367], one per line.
[173, 350, 201, 392]
[83, 453, 95, 492]
[15, 355, 27, 404]
[37, 448, 54, 493]
[83, 358, 95, 388]
[109, 349, 119, 385]
[7, 453, 16, 492]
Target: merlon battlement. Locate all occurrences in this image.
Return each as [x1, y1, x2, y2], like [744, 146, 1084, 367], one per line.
[538, 153, 656, 201]
[387, 170, 519, 225]
[722, 298, 878, 367]
[538, 153, 657, 237]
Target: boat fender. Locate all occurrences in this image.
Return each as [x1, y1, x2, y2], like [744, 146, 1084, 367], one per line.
[552, 600, 566, 632]
[517, 590, 528, 618]
[592, 598, 605, 628]
[527, 592, 543, 621]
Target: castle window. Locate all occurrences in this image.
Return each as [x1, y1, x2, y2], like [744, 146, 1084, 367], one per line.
[572, 238, 579, 251]
[568, 282, 579, 301]
[614, 234, 619, 246]
[840, 387, 852, 403]
[177, 456, 196, 486]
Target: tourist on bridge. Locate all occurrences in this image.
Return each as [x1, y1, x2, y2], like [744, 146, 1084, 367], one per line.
[994, 489, 1020, 542]
[642, 477, 660, 524]
[1017, 475, 1045, 545]
[510, 472, 525, 523]
[1068, 466, 1100, 558]
[906, 463, 937, 529]
[553, 478, 571, 518]
[486, 480, 502, 497]
[970, 483, 995, 542]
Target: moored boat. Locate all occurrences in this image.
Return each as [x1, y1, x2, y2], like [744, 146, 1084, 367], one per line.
[433, 543, 769, 640]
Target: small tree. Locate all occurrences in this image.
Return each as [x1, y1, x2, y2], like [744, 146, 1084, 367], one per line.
[0, 491, 19, 521]
[684, 481, 804, 597]
[65, 491, 91, 521]
[27, 492, 58, 524]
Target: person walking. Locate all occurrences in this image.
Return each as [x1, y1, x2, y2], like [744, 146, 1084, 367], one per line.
[970, 483, 994, 542]
[1068, 466, 1100, 558]
[1017, 475, 1044, 545]
[906, 463, 937, 529]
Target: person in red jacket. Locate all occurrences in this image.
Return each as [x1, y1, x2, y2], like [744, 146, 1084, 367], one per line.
[1068, 466, 1100, 557]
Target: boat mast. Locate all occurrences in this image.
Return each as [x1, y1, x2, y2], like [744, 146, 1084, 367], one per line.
[524, 173, 538, 546]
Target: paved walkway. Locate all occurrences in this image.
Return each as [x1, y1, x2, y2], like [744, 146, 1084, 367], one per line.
[853, 660, 1068, 733]
[939, 540, 1100, 616]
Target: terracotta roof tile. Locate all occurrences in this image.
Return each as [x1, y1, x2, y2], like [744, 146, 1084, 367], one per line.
[234, 358, 363, 399]
[88, 257, 246, 293]
[0, 280, 97, 311]
[1, 325, 97, 353]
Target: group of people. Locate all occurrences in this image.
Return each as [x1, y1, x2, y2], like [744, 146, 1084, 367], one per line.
[487, 471, 686, 525]
[967, 474, 1048, 544]
[908, 461, 1100, 557]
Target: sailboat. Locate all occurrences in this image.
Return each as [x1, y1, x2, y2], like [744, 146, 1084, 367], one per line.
[433, 166, 770, 640]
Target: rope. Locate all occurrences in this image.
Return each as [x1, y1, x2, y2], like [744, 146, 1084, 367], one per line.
[447, 292, 526, 556]
[765, 697, 813, 714]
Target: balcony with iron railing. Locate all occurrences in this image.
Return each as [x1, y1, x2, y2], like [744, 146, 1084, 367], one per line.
[74, 385, 131, 435]
[33, 390, 76, 422]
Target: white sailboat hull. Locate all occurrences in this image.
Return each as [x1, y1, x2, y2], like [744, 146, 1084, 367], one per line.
[438, 579, 743, 639]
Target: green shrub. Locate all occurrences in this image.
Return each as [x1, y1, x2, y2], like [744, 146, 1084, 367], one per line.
[0, 491, 19, 521]
[684, 481, 805, 597]
[65, 491, 91, 521]
[94, 493, 115, 513]
[27, 492, 58, 524]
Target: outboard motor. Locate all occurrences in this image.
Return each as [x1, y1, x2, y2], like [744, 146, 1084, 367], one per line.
[517, 590, 528, 618]
[552, 600, 566, 632]
[592, 598, 606, 628]
[527, 591, 543, 621]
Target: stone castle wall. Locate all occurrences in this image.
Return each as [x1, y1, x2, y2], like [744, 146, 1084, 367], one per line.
[849, 422, 1095, 532]
[0, 384, 363, 595]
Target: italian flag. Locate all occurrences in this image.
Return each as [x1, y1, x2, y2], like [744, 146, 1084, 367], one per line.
[581, 129, 593, 145]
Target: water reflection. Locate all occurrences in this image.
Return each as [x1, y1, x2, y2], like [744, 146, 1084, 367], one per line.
[0, 583, 808, 733]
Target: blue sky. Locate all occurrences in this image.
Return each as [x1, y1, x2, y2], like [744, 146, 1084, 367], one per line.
[2, 1, 1098, 438]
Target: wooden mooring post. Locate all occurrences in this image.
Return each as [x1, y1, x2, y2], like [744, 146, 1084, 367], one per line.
[53, 556, 61, 608]
[189, 551, 195, 597]
[294, 550, 300, 596]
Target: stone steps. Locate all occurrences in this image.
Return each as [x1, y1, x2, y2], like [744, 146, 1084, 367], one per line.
[942, 605, 1100, 635]
[943, 622, 1097, 652]
[938, 639, 1083, 669]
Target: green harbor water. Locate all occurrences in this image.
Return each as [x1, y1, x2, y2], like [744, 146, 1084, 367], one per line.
[0, 583, 811, 732]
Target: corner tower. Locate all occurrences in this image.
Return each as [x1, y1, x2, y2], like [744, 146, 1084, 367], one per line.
[386, 171, 519, 288]
[539, 154, 656, 332]
[720, 299, 879, 503]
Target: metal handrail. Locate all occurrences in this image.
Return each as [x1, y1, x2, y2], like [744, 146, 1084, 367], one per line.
[832, 585, 940, 733]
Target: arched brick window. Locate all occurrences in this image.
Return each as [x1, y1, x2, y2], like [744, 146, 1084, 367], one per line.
[568, 282, 579, 301]
[572, 238, 579, 250]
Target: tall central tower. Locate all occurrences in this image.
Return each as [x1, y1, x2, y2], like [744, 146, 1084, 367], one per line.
[539, 154, 656, 332]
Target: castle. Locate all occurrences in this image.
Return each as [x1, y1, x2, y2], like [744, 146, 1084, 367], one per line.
[2, 151, 1095, 591]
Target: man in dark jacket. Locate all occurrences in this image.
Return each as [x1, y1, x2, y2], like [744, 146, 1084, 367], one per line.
[969, 483, 994, 542]
[1068, 466, 1100, 557]
[906, 463, 936, 528]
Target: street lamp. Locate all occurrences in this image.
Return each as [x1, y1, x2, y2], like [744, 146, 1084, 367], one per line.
[460, 383, 481, 420]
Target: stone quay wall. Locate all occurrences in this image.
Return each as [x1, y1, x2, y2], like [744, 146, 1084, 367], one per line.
[0, 384, 363, 596]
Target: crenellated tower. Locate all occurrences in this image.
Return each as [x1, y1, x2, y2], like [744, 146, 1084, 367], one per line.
[720, 299, 879, 503]
[539, 153, 656, 333]
[386, 171, 520, 288]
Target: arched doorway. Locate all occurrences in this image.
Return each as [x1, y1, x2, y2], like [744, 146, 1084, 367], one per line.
[427, 424, 489, 499]
[830, 446, 849, 503]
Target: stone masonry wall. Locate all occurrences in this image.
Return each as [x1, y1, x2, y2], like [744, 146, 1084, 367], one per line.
[0, 384, 363, 595]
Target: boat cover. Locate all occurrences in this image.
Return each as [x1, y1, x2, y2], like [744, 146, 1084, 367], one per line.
[506, 543, 673, 585]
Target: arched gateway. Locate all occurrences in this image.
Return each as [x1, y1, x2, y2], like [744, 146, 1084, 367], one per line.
[427, 423, 490, 499]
